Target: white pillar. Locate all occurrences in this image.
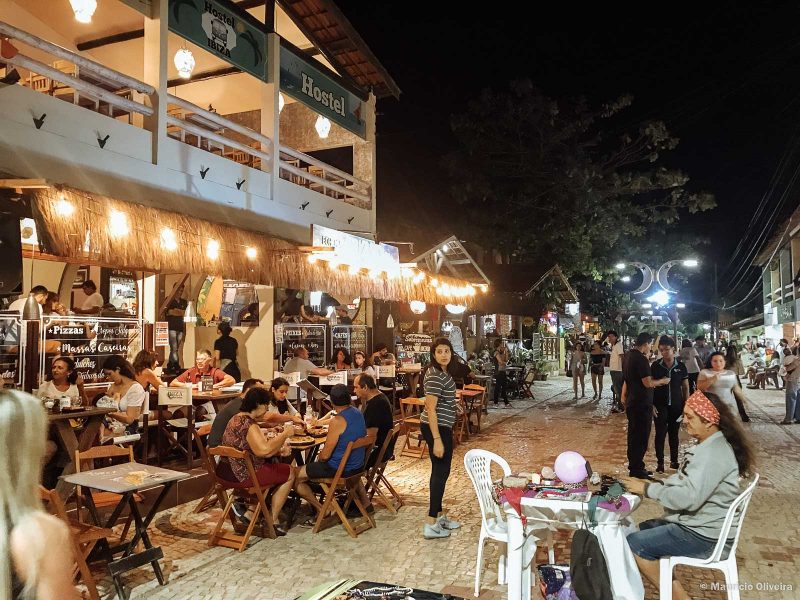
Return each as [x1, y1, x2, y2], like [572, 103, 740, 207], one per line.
[263, 33, 281, 200]
[142, 0, 168, 164]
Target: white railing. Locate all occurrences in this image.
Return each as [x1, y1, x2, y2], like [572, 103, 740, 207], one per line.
[166, 94, 272, 167]
[279, 144, 372, 207]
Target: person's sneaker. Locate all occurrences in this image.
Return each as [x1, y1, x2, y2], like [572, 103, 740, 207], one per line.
[741, 415, 751, 422]
[232, 500, 250, 525]
[423, 522, 451, 539]
[780, 419, 794, 425]
[630, 470, 654, 480]
[669, 462, 680, 470]
[572, 395, 578, 400]
[655, 462, 665, 474]
[438, 515, 461, 530]
[592, 394, 597, 400]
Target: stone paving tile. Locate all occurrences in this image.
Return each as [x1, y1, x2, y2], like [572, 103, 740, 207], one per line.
[78, 377, 799, 599]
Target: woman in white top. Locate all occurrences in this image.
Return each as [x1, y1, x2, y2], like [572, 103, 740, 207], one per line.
[101, 355, 147, 437]
[37, 356, 87, 406]
[679, 339, 702, 393]
[0, 389, 81, 600]
[266, 377, 303, 422]
[352, 351, 376, 379]
[569, 342, 587, 399]
[697, 352, 744, 419]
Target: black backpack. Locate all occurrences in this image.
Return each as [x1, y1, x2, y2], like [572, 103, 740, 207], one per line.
[569, 528, 613, 600]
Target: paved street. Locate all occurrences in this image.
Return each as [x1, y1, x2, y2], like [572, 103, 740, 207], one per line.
[87, 376, 798, 599]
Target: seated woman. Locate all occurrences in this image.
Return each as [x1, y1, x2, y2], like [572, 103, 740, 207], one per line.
[101, 355, 148, 440]
[133, 349, 164, 392]
[621, 390, 756, 600]
[331, 347, 352, 371]
[38, 356, 88, 407]
[352, 350, 376, 379]
[217, 387, 316, 534]
[266, 377, 303, 423]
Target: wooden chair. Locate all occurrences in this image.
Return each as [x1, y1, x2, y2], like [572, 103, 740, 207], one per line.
[39, 486, 113, 600]
[398, 396, 428, 459]
[365, 424, 404, 514]
[192, 423, 229, 514]
[520, 367, 536, 399]
[74, 446, 140, 543]
[310, 434, 377, 538]
[463, 383, 487, 432]
[206, 446, 276, 551]
[454, 394, 470, 444]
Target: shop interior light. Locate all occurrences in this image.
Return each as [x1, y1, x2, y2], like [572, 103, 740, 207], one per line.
[54, 195, 74, 216]
[446, 303, 467, 314]
[431, 278, 439, 287]
[174, 47, 195, 79]
[615, 262, 626, 270]
[410, 300, 426, 315]
[160, 227, 177, 251]
[315, 115, 331, 139]
[621, 275, 631, 282]
[641, 303, 652, 308]
[278, 92, 285, 113]
[245, 247, 257, 259]
[682, 259, 699, 268]
[108, 209, 129, 237]
[206, 239, 220, 260]
[676, 302, 686, 308]
[70, 0, 97, 23]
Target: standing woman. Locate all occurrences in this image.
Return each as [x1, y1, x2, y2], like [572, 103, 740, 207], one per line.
[698, 352, 750, 421]
[589, 341, 607, 400]
[492, 338, 510, 407]
[569, 342, 587, 400]
[679, 339, 702, 393]
[0, 390, 81, 600]
[725, 343, 745, 386]
[102, 355, 147, 437]
[37, 356, 88, 406]
[420, 338, 461, 539]
[214, 321, 240, 382]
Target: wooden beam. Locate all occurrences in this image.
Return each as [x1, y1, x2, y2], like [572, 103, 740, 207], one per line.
[0, 179, 49, 189]
[167, 66, 241, 89]
[76, 29, 145, 51]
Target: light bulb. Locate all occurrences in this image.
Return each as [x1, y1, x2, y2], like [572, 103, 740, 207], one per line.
[315, 115, 331, 138]
[206, 239, 220, 260]
[174, 48, 195, 79]
[160, 227, 177, 251]
[108, 209, 129, 237]
[54, 196, 74, 216]
[70, 0, 97, 23]
[246, 247, 257, 259]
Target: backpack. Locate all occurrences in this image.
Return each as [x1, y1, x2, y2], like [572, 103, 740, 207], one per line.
[569, 528, 613, 600]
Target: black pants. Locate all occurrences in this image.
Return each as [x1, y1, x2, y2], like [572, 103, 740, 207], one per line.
[610, 371, 623, 402]
[494, 371, 508, 404]
[687, 372, 698, 394]
[653, 402, 682, 465]
[420, 423, 454, 519]
[627, 404, 653, 475]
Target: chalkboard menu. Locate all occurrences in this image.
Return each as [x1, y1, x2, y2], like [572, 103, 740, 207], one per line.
[331, 325, 371, 357]
[278, 323, 327, 368]
[400, 333, 433, 360]
[0, 312, 21, 387]
[42, 317, 142, 387]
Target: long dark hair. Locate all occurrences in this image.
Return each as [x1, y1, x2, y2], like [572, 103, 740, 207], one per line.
[429, 337, 459, 378]
[706, 351, 726, 370]
[353, 350, 371, 370]
[47, 356, 78, 385]
[102, 355, 136, 380]
[724, 343, 739, 368]
[269, 377, 291, 411]
[703, 392, 756, 477]
[331, 347, 352, 366]
[133, 349, 158, 374]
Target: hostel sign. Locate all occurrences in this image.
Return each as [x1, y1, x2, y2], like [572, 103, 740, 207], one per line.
[169, 0, 267, 79]
[280, 42, 367, 138]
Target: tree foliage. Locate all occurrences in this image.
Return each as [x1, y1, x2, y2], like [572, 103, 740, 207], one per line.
[445, 81, 716, 280]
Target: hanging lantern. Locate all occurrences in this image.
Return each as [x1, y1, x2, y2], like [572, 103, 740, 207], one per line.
[410, 300, 426, 315]
[441, 320, 454, 333]
[279, 92, 285, 113]
[70, 0, 97, 23]
[174, 48, 196, 79]
[315, 115, 331, 138]
[445, 303, 466, 315]
[386, 313, 394, 329]
[183, 300, 197, 324]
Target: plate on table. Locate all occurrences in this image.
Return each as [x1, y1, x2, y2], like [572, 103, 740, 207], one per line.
[61, 406, 86, 412]
[289, 435, 315, 446]
[308, 426, 328, 438]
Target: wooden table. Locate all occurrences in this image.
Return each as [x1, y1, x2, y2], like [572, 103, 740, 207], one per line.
[398, 367, 422, 398]
[457, 388, 485, 433]
[64, 462, 188, 599]
[155, 389, 241, 470]
[49, 407, 115, 500]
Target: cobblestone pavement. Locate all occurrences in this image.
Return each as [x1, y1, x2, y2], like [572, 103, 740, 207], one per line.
[82, 376, 798, 599]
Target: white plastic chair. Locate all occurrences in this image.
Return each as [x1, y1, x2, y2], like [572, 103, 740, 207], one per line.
[659, 473, 759, 600]
[464, 449, 512, 597]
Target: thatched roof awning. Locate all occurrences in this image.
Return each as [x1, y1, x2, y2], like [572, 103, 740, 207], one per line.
[30, 186, 475, 305]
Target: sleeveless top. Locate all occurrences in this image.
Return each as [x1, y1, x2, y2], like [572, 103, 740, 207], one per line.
[221, 413, 264, 481]
[328, 406, 366, 472]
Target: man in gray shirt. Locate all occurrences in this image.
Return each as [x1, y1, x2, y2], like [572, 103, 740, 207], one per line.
[283, 345, 332, 379]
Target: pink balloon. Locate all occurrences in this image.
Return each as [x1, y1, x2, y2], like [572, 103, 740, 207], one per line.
[554, 451, 587, 484]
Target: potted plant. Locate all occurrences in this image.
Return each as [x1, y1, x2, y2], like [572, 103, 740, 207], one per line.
[532, 358, 550, 380]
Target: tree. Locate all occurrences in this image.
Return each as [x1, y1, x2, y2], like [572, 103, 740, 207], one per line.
[445, 81, 716, 283]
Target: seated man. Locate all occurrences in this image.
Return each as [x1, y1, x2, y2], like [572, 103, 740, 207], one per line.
[170, 348, 235, 416]
[295, 384, 366, 513]
[354, 373, 395, 467]
[283, 345, 332, 379]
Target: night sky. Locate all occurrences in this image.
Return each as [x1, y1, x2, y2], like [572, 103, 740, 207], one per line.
[336, 1, 800, 306]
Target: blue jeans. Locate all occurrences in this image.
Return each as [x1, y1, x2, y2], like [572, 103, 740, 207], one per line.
[785, 380, 800, 422]
[627, 519, 721, 561]
[168, 329, 184, 368]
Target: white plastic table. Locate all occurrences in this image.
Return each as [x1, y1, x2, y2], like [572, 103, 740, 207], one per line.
[503, 492, 644, 600]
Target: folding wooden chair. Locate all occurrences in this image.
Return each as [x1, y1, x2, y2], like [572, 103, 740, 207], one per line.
[39, 486, 113, 600]
[310, 434, 376, 538]
[520, 367, 536, 399]
[398, 396, 428, 459]
[206, 446, 276, 551]
[74, 446, 140, 544]
[365, 424, 404, 514]
[464, 383, 487, 432]
[192, 423, 229, 514]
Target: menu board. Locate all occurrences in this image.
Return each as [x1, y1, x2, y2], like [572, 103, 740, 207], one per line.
[0, 312, 21, 387]
[42, 317, 142, 387]
[331, 325, 370, 357]
[278, 323, 327, 368]
[400, 333, 433, 360]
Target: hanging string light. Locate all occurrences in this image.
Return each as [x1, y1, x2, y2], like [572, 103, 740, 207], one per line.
[174, 47, 196, 79]
[315, 115, 331, 138]
[69, 0, 97, 23]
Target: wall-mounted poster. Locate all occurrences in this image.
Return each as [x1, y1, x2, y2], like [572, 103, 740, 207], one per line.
[277, 323, 327, 368]
[331, 325, 370, 357]
[0, 312, 21, 387]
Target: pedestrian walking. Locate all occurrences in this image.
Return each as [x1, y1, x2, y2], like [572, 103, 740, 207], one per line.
[569, 342, 587, 400]
[679, 339, 703, 393]
[606, 330, 625, 412]
[589, 340, 607, 400]
[651, 336, 689, 473]
[698, 352, 750, 422]
[492, 338, 510, 407]
[781, 347, 800, 424]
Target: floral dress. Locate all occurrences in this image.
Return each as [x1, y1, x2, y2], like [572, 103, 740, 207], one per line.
[221, 413, 264, 481]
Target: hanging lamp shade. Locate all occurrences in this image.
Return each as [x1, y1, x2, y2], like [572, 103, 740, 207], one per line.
[183, 300, 197, 323]
[70, 0, 97, 23]
[315, 115, 331, 138]
[174, 48, 196, 79]
[21, 293, 40, 320]
[386, 313, 394, 329]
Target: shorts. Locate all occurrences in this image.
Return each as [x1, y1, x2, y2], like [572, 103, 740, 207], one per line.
[591, 364, 605, 375]
[216, 460, 291, 488]
[627, 519, 725, 561]
[305, 460, 363, 480]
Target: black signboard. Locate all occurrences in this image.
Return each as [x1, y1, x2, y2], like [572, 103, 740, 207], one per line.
[278, 323, 327, 368]
[0, 313, 21, 387]
[43, 318, 142, 386]
[331, 325, 370, 358]
[400, 333, 433, 360]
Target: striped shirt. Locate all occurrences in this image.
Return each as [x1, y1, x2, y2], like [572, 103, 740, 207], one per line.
[421, 368, 457, 429]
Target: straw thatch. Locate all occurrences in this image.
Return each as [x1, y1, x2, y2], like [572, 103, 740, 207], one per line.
[30, 186, 479, 306]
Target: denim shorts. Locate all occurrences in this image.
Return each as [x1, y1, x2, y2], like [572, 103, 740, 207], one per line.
[627, 519, 720, 561]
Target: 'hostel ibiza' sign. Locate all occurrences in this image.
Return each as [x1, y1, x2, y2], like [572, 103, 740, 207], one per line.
[169, 0, 266, 79]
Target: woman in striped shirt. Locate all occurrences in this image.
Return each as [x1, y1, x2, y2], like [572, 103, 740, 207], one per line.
[420, 338, 461, 539]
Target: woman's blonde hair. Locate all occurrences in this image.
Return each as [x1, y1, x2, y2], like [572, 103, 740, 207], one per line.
[0, 390, 47, 599]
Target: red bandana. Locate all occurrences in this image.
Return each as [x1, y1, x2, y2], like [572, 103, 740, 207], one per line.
[686, 390, 720, 425]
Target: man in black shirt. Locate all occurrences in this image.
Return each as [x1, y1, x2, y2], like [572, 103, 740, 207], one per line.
[164, 284, 188, 374]
[651, 336, 689, 473]
[354, 373, 394, 465]
[622, 332, 670, 479]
